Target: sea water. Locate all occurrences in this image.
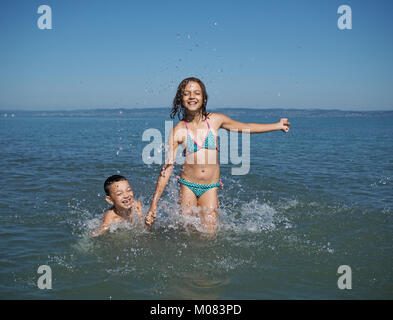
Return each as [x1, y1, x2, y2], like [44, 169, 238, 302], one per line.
[0, 109, 392, 299]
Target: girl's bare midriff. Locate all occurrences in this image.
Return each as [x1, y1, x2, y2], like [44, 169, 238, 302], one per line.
[181, 149, 220, 184]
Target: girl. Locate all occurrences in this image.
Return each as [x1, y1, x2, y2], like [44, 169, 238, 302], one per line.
[145, 77, 290, 233]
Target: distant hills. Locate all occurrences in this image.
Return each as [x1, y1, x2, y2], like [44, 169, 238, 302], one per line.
[1, 108, 392, 118]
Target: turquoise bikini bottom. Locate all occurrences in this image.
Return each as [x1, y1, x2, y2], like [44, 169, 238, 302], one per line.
[177, 177, 223, 199]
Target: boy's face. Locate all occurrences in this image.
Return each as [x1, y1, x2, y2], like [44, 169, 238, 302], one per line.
[106, 180, 134, 210]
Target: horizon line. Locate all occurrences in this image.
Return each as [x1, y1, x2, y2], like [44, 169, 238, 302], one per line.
[1, 106, 392, 113]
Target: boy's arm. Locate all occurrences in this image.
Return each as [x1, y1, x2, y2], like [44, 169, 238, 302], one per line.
[215, 113, 290, 133]
[91, 211, 114, 237]
[145, 127, 179, 227]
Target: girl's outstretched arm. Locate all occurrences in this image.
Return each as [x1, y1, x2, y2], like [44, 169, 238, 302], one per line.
[216, 113, 290, 133]
[145, 127, 180, 227]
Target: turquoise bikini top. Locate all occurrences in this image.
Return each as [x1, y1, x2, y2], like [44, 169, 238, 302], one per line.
[183, 119, 219, 156]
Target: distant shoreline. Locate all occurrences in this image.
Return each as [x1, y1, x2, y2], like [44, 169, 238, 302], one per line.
[1, 107, 392, 118]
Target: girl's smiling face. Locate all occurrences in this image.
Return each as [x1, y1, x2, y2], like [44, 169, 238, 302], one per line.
[182, 81, 203, 112]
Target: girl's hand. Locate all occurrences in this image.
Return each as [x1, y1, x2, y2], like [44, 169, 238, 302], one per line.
[145, 209, 156, 227]
[279, 118, 290, 133]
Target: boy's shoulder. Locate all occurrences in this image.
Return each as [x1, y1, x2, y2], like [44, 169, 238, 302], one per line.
[103, 208, 119, 222]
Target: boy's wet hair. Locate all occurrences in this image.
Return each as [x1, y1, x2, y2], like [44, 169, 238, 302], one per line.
[170, 77, 209, 120]
[104, 175, 127, 196]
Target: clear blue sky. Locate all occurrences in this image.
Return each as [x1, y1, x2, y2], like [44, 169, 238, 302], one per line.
[1, 0, 392, 111]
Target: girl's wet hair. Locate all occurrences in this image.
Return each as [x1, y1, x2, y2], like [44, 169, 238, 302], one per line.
[170, 77, 209, 120]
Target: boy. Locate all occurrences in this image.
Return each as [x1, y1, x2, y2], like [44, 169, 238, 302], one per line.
[92, 175, 143, 237]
